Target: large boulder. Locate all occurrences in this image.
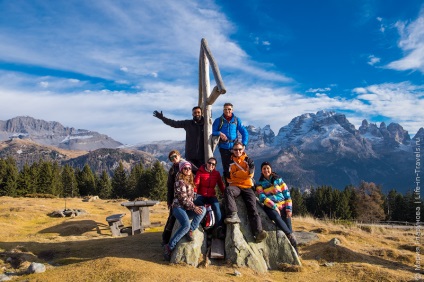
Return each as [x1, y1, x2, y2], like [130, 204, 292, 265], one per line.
[170, 197, 301, 272]
[170, 223, 206, 266]
[224, 197, 301, 272]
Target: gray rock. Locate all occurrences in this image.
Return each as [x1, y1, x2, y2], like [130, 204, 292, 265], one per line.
[27, 262, 46, 274]
[329, 238, 341, 247]
[49, 210, 65, 217]
[224, 197, 301, 273]
[169, 197, 302, 272]
[294, 231, 319, 246]
[0, 274, 11, 281]
[170, 222, 206, 266]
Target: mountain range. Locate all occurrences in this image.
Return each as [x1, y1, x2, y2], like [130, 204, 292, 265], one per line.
[0, 113, 421, 193]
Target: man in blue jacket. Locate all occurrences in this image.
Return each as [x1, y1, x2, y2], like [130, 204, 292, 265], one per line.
[212, 103, 249, 180]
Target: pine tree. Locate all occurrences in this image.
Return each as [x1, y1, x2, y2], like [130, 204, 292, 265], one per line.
[0, 157, 18, 196]
[344, 185, 358, 219]
[17, 163, 32, 196]
[146, 161, 167, 201]
[51, 161, 63, 196]
[127, 163, 144, 199]
[112, 162, 128, 198]
[77, 164, 96, 196]
[386, 189, 398, 220]
[334, 189, 352, 220]
[37, 161, 54, 194]
[304, 187, 317, 216]
[97, 170, 112, 199]
[62, 165, 78, 197]
[290, 187, 307, 216]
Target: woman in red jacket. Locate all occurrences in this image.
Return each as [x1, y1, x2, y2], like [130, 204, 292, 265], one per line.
[194, 157, 225, 237]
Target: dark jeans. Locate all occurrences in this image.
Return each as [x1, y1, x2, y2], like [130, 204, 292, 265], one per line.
[263, 206, 293, 235]
[219, 148, 233, 180]
[194, 195, 223, 226]
[224, 185, 262, 234]
[162, 208, 176, 244]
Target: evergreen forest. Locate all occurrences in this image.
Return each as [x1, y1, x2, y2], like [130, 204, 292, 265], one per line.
[0, 156, 421, 223]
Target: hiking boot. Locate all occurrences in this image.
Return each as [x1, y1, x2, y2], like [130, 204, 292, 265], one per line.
[224, 212, 240, 224]
[163, 244, 172, 261]
[288, 233, 299, 254]
[185, 230, 194, 241]
[255, 230, 267, 243]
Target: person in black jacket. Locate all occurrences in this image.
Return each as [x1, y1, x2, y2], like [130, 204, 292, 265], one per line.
[161, 150, 183, 246]
[153, 107, 205, 168]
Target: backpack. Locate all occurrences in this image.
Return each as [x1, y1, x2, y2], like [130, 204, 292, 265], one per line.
[201, 204, 215, 230]
[211, 115, 238, 152]
[217, 115, 237, 131]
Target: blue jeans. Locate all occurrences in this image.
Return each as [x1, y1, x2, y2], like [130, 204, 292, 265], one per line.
[194, 195, 223, 227]
[263, 206, 293, 235]
[168, 206, 206, 250]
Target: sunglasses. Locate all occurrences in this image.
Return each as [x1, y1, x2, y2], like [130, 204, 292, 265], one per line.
[207, 162, 216, 166]
[182, 167, 191, 171]
[233, 148, 243, 151]
[170, 154, 178, 160]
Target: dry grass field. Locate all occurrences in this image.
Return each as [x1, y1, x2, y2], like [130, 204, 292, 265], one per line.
[0, 196, 419, 282]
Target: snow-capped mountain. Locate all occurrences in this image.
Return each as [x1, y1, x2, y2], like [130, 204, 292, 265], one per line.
[0, 112, 421, 193]
[246, 110, 419, 193]
[134, 110, 421, 193]
[0, 116, 122, 151]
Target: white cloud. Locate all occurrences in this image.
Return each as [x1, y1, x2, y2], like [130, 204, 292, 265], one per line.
[387, 9, 424, 73]
[306, 87, 331, 93]
[352, 82, 424, 132]
[367, 55, 381, 66]
[1, 70, 422, 144]
[0, 0, 288, 85]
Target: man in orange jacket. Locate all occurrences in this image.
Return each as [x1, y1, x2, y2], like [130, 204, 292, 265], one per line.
[223, 141, 267, 243]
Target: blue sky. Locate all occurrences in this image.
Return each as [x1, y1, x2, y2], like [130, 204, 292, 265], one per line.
[0, 0, 423, 144]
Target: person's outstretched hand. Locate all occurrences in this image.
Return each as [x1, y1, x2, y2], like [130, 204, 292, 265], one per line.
[153, 110, 164, 119]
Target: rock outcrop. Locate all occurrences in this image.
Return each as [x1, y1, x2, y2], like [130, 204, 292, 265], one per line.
[170, 197, 301, 273]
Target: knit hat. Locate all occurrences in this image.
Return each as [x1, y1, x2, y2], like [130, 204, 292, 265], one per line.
[179, 161, 192, 172]
[261, 161, 272, 169]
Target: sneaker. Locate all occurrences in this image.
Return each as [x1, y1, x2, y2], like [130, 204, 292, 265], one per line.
[224, 212, 241, 224]
[288, 233, 299, 254]
[185, 230, 194, 241]
[163, 244, 172, 261]
[255, 230, 267, 243]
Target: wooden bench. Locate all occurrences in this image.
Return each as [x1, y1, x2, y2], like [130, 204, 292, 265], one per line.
[106, 213, 126, 237]
[121, 200, 159, 235]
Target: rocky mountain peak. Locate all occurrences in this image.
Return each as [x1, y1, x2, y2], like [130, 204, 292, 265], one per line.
[246, 125, 275, 148]
[1, 116, 72, 135]
[0, 116, 122, 151]
[358, 119, 410, 145]
[413, 127, 424, 141]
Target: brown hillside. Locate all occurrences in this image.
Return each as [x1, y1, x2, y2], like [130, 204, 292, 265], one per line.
[0, 197, 418, 281]
[0, 138, 87, 159]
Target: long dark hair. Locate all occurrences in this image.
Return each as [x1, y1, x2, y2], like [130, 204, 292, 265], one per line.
[259, 162, 279, 181]
[177, 170, 194, 187]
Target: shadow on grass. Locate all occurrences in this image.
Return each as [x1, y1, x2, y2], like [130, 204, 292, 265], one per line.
[301, 241, 415, 273]
[0, 225, 167, 266]
[38, 220, 108, 236]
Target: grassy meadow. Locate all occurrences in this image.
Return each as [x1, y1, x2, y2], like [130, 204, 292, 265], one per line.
[0, 196, 419, 282]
